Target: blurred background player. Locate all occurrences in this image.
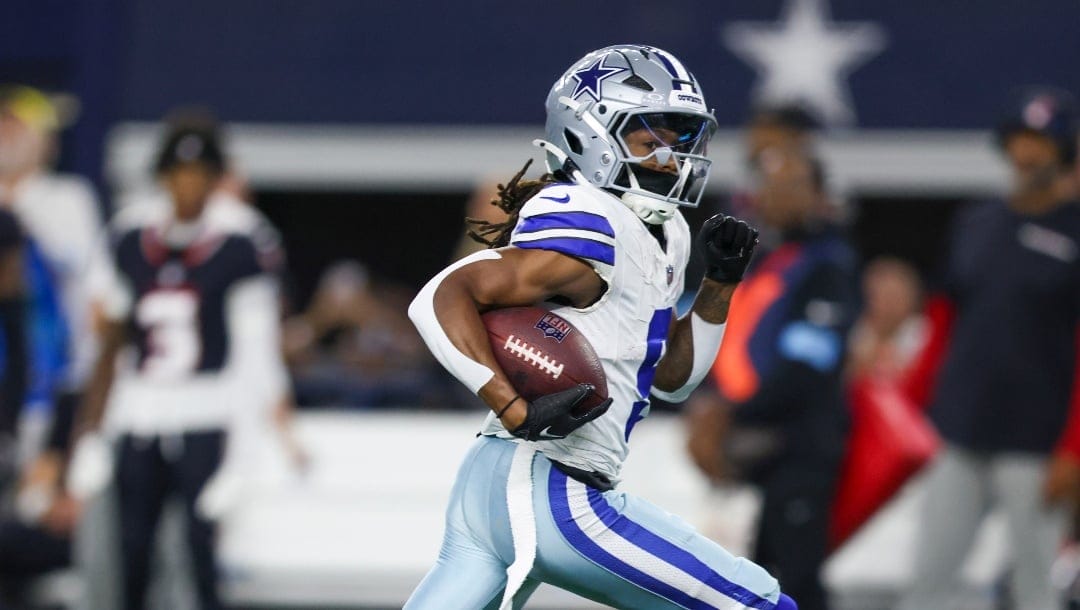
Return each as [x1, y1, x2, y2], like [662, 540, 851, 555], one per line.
[110, 112, 307, 476]
[112, 111, 307, 478]
[69, 115, 288, 610]
[0, 86, 93, 608]
[0, 85, 103, 453]
[897, 88, 1080, 610]
[0, 208, 52, 609]
[688, 146, 856, 610]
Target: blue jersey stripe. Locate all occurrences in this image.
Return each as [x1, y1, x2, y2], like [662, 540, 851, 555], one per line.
[518, 212, 615, 238]
[548, 468, 721, 610]
[584, 485, 776, 610]
[515, 236, 615, 266]
[626, 309, 672, 440]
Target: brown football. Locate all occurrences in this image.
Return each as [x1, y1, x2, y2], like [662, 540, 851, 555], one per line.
[482, 306, 608, 416]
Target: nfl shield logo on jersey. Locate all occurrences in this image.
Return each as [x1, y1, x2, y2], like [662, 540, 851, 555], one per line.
[535, 313, 573, 342]
[666, 265, 674, 286]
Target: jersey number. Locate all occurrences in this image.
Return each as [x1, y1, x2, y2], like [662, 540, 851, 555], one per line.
[136, 291, 200, 380]
[625, 309, 673, 440]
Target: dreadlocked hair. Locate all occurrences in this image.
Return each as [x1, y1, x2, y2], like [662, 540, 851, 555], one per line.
[466, 158, 563, 248]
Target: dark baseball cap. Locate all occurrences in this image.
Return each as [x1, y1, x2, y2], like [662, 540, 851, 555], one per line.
[154, 119, 226, 175]
[995, 87, 1078, 165]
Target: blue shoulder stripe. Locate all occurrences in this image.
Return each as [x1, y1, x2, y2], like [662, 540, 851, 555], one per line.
[517, 211, 615, 238]
[515, 236, 615, 266]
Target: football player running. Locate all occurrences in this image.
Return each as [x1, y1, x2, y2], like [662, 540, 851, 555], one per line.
[407, 46, 797, 609]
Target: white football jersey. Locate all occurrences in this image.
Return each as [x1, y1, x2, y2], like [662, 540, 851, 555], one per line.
[480, 182, 690, 482]
[92, 195, 287, 436]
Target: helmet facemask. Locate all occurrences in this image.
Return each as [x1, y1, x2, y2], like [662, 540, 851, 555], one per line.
[608, 112, 716, 222]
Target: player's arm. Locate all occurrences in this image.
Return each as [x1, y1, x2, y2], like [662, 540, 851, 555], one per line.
[63, 318, 125, 500]
[66, 233, 133, 500]
[652, 215, 758, 403]
[409, 247, 608, 437]
[72, 320, 126, 437]
[224, 237, 289, 419]
[197, 270, 290, 520]
[72, 231, 135, 439]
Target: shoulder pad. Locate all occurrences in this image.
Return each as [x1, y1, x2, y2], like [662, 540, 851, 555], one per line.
[516, 183, 612, 217]
[510, 183, 616, 271]
[107, 198, 169, 235]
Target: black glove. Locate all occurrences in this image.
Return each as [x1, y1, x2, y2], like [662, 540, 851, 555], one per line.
[695, 214, 759, 283]
[510, 384, 612, 441]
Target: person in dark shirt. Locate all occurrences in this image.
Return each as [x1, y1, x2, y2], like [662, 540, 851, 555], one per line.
[0, 209, 72, 609]
[0, 392, 77, 609]
[0, 209, 25, 489]
[689, 146, 856, 610]
[898, 88, 1080, 610]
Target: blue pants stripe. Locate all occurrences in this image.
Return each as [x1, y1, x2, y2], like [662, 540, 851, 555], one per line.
[548, 467, 721, 610]
[549, 467, 778, 609]
[583, 483, 775, 610]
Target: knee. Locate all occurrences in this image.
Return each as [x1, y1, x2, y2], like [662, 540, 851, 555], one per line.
[729, 556, 781, 592]
[777, 592, 798, 610]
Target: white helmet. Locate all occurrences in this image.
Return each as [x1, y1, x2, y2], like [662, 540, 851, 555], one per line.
[538, 45, 718, 224]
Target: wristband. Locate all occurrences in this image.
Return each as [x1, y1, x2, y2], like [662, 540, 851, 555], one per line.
[497, 395, 521, 419]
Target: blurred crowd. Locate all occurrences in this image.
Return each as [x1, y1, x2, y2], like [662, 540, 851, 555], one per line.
[0, 78, 1075, 610]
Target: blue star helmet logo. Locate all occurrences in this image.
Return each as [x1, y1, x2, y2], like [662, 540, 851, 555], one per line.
[571, 55, 626, 102]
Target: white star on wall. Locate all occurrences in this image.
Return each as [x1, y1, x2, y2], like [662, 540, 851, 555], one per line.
[721, 0, 887, 126]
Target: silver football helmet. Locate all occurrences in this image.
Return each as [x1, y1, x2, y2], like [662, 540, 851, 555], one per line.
[537, 45, 718, 224]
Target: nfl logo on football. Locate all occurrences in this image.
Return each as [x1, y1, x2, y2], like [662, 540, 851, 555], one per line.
[535, 313, 573, 342]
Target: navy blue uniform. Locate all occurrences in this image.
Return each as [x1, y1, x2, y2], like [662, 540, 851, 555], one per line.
[712, 227, 857, 610]
[713, 228, 856, 469]
[108, 222, 279, 610]
[0, 209, 25, 441]
[931, 200, 1080, 454]
[113, 227, 270, 376]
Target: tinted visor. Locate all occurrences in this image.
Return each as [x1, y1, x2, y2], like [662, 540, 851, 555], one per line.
[615, 112, 713, 158]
